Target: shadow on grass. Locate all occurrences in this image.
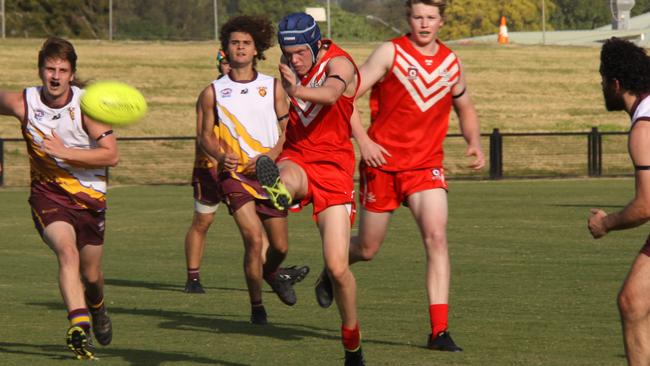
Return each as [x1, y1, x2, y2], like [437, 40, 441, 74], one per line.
[551, 203, 623, 208]
[28, 301, 411, 349]
[0, 341, 245, 366]
[104, 278, 249, 294]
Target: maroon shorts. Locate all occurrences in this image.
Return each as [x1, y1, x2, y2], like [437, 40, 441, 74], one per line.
[192, 167, 222, 205]
[219, 173, 287, 218]
[30, 194, 105, 248]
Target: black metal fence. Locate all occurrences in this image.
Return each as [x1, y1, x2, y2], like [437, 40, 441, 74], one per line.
[0, 128, 632, 187]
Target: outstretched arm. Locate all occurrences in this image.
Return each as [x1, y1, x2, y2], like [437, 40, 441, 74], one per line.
[589, 122, 650, 238]
[0, 90, 26, 122]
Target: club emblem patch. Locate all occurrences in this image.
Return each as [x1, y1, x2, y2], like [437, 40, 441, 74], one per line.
[258, 86, 267, 97]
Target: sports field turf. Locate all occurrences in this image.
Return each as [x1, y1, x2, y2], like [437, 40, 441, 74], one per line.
[0, 179, 641, 365]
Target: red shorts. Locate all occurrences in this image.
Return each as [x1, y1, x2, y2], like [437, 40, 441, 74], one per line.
[192, 167, 222, 205]
[219, 173, 287, 218]
[359, 163, 448, 213]
[278, 156, 355, 224]
[29, 193, 105, 248]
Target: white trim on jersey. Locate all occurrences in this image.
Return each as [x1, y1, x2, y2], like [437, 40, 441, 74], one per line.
[392, 44, 460, 112]
[291, 61, 329, 127]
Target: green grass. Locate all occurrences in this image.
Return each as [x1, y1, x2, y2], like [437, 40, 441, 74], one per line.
[0, 179, 642, 365]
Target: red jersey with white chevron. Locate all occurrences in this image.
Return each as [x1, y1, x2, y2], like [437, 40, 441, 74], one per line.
[281, 40, 359, 176]
[368, 36, 460, 171]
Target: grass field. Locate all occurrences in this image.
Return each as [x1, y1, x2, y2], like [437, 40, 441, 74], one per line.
[0, 38, 627, 139]
[0, 179, 644, 365]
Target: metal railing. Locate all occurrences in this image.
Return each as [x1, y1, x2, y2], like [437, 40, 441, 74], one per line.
[0, 128, 632, 187]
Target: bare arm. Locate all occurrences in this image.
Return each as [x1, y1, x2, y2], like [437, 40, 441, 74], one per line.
[452, 63, 485, 170]
[349, 42, 395, 167]
[42, 116, 119, 167]
[356, 41, 394, 98]
[0, 90, 26, 122]
[198, 85, 238, 172]
[589, 122, 650, 238]
[279, 56, 357, 105]
[350, 103, 390, 167]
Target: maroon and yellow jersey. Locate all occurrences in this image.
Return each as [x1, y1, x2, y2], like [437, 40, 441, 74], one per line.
[368, 36, 461, 171]
[281, 40, 359, 177]
[22, 86, 107, 211]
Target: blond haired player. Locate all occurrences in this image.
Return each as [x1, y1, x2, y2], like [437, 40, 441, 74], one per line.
[0, 37, 118, 359]
[314, 0, 485, 352]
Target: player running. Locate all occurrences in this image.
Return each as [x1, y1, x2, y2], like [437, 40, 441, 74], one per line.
[198, 15, 309, 324]
[256, 12, 365, 365]
[314, 0, 485, 352]
[0, 37, 118, 359]
[588, 37, 650, 366]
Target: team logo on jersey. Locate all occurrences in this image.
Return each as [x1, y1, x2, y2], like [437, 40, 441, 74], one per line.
[258, 86, 267, 97]
[240, 88, 248, 94]
[68, 107, 76, 120]
[52, 113, 61, 120]
[425, 58, 434, 66]
[364, 192, 377, 203]
[439, 68, 452, 84]
[220, 88, 232, 98]
[34, 109, 45, 121]
[431, 168, 445, 181]
[407, 66, 419, 80]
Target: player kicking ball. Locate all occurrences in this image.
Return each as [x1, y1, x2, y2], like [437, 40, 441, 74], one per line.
[256, 12, 366, 365]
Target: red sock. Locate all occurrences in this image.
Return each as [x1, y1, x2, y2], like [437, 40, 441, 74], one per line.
[429, 304, 448, 336]
[341, 323, 361, 351]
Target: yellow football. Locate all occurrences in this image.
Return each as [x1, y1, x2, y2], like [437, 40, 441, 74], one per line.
[81, 81, 147, 126]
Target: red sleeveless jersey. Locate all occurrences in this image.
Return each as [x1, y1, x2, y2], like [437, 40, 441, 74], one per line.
[368, 36, 460, 171]
[281, 40, 359, 176]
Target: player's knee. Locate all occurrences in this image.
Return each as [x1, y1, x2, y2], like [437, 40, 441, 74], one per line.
[618, 289, 648, 321]
[422, 231, 447, 252]
[192, 215, 214, 233]
[326, 263, 350, 285]
[358, 244, 379, 261]
[83, 271, 103, 288]
[56, 245, 80, 266]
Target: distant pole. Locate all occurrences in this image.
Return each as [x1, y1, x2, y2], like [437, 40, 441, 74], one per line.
[327, 0, 331, 38]
[1, 0, 5, 39]
[108, 0, 113, 41]
[541, 0, 546, 45]
[214, 0, 219, 41]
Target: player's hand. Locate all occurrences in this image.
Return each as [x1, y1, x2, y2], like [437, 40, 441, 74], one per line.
[279, 64, 299, 96]
[42, 130, 68, 159]
[360, 139, 391, 167]
[466, 144, 485, 170]
[588, 208, 609, 239]
[219, 153, 239, 172]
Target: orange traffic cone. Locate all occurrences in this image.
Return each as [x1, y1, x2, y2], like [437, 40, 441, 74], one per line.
[498, 16, 509, 44]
